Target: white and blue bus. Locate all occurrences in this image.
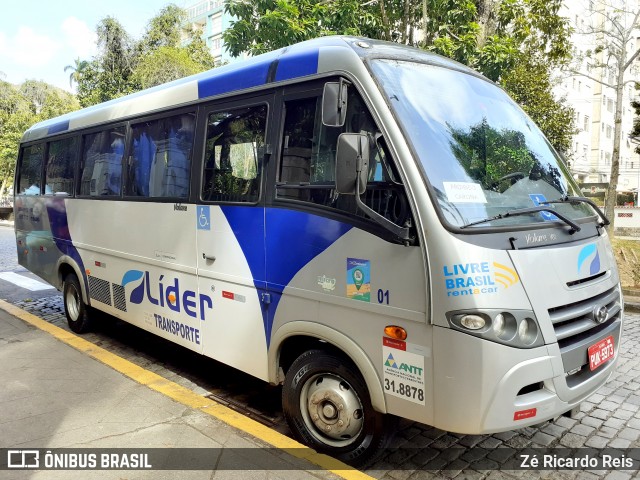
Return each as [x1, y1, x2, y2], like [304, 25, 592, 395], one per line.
[14, 36, 622, 464]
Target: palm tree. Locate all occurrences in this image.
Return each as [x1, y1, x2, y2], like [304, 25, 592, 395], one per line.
[64, 58, 89, 87]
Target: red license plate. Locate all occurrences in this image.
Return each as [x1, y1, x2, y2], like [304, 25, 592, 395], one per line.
[588, 335, 615, 371]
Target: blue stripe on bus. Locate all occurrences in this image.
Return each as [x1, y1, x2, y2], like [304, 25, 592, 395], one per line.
[47, 120, 69, 135]
[197, 60, 272, 99]
[274, 49, 319, 82]
[220, 206, 352, 346]
[45, 197, 88, 293]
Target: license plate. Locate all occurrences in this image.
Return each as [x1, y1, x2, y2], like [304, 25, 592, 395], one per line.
[588, 335, 615, 371]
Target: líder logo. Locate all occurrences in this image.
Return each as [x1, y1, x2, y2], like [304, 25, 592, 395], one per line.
[121, 270, 213, 321]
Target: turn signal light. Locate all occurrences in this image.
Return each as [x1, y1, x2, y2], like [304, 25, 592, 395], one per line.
[384, 325, 407, 340]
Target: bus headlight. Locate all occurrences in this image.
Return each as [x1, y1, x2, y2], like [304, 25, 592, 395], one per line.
[460, 314, 486, 330]
[447, 309, 543, 348]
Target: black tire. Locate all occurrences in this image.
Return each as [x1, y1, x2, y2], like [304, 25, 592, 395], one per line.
[282, 349, 395, 466]
[63, 273, 92, 333]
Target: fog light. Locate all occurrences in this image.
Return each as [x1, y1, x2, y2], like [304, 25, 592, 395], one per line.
[460, 314, 485, 330]
[518, 318, 538, 345]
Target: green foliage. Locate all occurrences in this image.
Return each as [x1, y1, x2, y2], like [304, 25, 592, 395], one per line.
[425, 0, 571, 81]
[223, 0, 385, 57]
[77, 17, 135, 107]
[632, 87, 640, 154]
[0, 81, 79, 193]
[139, 5, 187, 53]
[449, 118, 535, 188]
[223, 0, 573, 154]
[64, 58, 90, 88]
[132, 46, 206, 89]
[500, 59, 575, 156]
[76, 4, 215, 106]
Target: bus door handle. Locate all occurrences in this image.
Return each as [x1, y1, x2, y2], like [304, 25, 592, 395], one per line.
[202, 253, 216, 262]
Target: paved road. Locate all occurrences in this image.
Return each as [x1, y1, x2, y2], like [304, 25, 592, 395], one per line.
[1, 224, 640, 479]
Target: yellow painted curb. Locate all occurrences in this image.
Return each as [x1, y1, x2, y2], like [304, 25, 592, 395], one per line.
[0, 299, 374, 480]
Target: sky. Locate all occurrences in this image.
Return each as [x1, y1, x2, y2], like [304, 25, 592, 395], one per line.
[0, 0, 187, 92]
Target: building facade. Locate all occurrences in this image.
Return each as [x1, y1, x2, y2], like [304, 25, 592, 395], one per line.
[556, 0, 640, 200]
[185, 0, 246, 65]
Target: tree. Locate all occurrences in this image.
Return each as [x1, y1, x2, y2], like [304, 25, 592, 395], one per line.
[132, 46, 206, 89]
[0, 81, 79, 196]
[571, 0, 640, 234]
[138, 4, 187, 53]
[76, 17, 135, 107]
[64, 58, 90, 88]
[76, 5, 215, 106]
[222, 0, 384, 57]
[501, 59, 576, 156]
[131, 5, 215, 89]
[223, 0, 574, 157]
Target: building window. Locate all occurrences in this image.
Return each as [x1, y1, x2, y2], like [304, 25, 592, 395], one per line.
[210, 13, 222, 34]
[608, 99, 614, 112]
[607, 125, 612, 138]
[583, 115, 589, 132]
[211, 35, 222, 52]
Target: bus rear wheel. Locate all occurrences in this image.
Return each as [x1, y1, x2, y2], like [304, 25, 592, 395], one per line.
[63, 273, 92, 334]
[282, 349, 393, 466]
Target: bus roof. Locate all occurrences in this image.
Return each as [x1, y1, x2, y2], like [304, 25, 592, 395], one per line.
[22, 36, 478, 143]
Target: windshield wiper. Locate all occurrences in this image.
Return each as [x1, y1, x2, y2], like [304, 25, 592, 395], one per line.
[460, 206, 581, 233]
[540, 195, 610, 226]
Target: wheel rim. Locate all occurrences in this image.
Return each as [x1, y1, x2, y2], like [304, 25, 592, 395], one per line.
[65, 284, 80, 322]
[299, 373, 364, 448]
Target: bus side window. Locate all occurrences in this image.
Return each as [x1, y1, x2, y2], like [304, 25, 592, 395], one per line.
[79, 127, 125, 197]
[127, 112, 195, 199]
[17, 144, 45, 195]
[276, 88, 410, 227]
[45, 137, 78, 196]
[201, 105, 266, 203]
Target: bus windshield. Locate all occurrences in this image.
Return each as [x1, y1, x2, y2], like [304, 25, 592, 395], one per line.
[371, 59, 594, 230]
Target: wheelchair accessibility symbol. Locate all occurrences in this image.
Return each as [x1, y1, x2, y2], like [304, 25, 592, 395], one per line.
[197, 206, 211, 230]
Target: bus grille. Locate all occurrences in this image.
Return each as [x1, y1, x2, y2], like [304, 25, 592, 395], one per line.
[548, 286, 620, 346]
[548, 286, 621, 382]
[88, 276, 112, 306]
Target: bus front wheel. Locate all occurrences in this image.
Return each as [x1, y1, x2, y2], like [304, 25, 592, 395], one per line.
[63, 273, 92, 334]
[282, 349, 392, 466]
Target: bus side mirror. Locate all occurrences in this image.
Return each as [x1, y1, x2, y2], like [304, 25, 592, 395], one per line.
[322, 80, 348, 127]
[335, 133, 369, 195]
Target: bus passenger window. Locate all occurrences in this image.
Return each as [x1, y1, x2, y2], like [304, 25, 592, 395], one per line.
[201, 105, 266, 203]
[45, 137, 78, 196]
[127, 112, 195, 199]
[276, 89, 409, 228]
[18, 144, 45, 195]
[80, 127, 125, 196]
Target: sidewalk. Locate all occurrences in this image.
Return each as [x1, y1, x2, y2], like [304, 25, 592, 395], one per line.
[0, 306, 349, 480]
